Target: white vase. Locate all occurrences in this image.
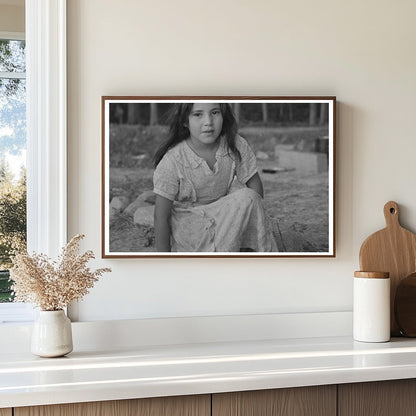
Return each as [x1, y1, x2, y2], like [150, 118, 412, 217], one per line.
[31, 310, 73, 357]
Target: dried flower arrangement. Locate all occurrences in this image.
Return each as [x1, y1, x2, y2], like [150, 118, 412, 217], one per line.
[10, 234, 111, 311]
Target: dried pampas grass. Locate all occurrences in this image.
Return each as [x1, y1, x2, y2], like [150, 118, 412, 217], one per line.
[10, 234, 111, 311]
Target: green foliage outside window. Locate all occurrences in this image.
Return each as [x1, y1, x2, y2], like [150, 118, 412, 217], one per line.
[0, 38, 27, 303]
[0, 161, 26, 302]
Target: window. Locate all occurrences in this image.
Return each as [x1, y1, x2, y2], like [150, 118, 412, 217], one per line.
[0, 34, 26, 309]
[0, 0, 67, 324]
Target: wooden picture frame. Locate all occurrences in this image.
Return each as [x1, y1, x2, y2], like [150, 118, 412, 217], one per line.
[102, 96, 336, 258]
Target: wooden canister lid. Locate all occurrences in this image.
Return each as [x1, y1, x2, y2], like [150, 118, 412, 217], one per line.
[354, 271, 390, 279]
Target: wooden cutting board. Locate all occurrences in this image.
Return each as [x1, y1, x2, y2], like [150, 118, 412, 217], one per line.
[359, 201, 416, 336]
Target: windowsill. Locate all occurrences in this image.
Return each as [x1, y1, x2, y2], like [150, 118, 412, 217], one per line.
[2, 335, 416, 408]
[0, 303, 36, 325]
[0, 311, 352, 352]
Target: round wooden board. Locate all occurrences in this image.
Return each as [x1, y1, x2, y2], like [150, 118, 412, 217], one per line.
[359, 201, 416, 335]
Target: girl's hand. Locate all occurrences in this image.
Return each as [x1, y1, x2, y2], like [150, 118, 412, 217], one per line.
[246, 173, 264, 198]
[154, 195, 173, 251]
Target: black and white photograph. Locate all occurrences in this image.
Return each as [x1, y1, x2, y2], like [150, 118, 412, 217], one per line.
[102, 97, 335, 257]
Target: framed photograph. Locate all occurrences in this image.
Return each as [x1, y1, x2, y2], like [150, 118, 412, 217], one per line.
[102, 96, 336, 258]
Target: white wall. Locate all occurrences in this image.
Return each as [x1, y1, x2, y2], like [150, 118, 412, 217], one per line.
[67, 0, 416, 322]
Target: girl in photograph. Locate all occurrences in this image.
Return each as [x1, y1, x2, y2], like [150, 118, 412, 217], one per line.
[153, 102, 278, 252]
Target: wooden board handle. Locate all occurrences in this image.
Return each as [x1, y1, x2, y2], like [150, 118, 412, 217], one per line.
[384, 201, 400, 228]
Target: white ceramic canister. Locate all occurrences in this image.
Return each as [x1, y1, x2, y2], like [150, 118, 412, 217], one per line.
[353, 271, 390, 343]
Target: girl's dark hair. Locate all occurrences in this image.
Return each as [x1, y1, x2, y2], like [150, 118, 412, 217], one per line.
[153, 103, 240, 167]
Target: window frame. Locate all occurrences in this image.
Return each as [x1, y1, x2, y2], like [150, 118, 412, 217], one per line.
[0, 31, 26, 79]
[0, 0, 67, 323]
[0, 31, 24, 41]
[0, 31, 27, 317]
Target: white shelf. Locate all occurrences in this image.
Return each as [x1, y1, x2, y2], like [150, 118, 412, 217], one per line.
[2, 335, 416, 408]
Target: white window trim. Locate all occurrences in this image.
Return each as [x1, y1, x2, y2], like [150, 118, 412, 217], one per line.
[0, 0, 67, 324]
[26, 0, 67, 257]
[0, 72, 25, 79]
[0, 31, 25, 40]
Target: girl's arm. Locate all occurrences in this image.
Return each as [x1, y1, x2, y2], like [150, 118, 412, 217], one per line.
[154, 195, 173, 252]
[246, 172, 264, 198]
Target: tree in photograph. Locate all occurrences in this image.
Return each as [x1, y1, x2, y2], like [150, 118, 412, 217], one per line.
[262, 103, 268, 123]
[127, 103, 140, 125]
[278, 103, 284, 121]
[233, 103, 241, 123]
[150, 103, 158, 125]
[319, 103, 328, 125]
[309, 103, 319, 126]
[288, 104, 293, 122]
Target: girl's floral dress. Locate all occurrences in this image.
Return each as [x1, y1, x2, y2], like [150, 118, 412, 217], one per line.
[153, 135, 277, 252]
